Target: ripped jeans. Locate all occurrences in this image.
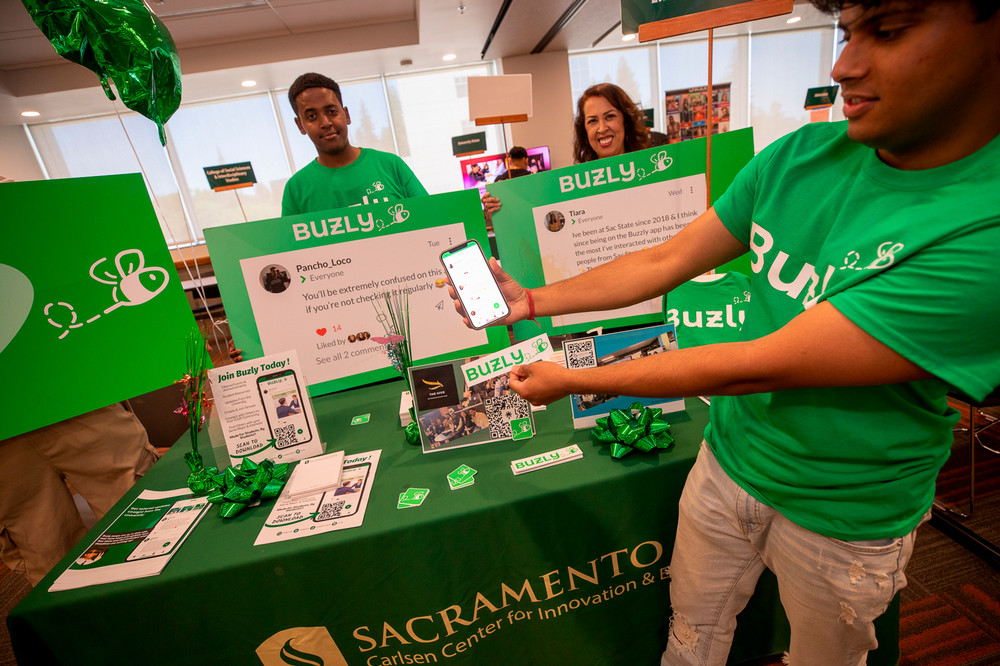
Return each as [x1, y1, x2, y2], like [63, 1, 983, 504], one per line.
[662, 444, 925, 666]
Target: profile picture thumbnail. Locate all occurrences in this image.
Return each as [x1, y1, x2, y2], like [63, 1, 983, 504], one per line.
[544, 210, 566, 232]
[260, 264, 291, 294]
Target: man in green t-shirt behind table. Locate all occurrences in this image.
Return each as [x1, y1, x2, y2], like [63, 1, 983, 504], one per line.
[232, 73, 428, 362]
[281, 71, 428, 216]
[449, 1, 1000, 664]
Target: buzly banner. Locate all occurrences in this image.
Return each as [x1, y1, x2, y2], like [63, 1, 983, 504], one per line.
[488, 128, 754, 341]
[205, 189, 510, 396]
[0, 175, 197, 440]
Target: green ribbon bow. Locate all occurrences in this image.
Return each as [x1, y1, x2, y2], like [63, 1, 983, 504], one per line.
[592, 402, 675, 459]
[185, 451, 290, 519]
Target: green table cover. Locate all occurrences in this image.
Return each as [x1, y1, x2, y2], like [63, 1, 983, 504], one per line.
[8, 380, 897, 665]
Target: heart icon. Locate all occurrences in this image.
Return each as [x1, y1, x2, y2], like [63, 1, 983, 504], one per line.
[0, 264, 33, 355]
[316, 328, 327, 336]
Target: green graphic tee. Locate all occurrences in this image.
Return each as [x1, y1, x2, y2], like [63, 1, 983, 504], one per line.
[281, 148, 428, 216]
[662, 272, 751, 348]
[708, 121, 1000, 540]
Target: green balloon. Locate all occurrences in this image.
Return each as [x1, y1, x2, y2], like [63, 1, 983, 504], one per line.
[22, 0, 182, 145]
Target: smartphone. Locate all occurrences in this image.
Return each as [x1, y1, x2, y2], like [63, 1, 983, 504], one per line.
[440, 239, 510, 329]
[257, 369, 313, 449]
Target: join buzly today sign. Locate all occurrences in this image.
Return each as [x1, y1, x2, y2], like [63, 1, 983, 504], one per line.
[0, 175, 197, 440]
[204, 189, 510, 396]
[488, 127, 754, 341]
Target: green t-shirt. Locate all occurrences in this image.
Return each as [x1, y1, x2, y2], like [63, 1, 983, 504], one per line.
[709, 121, 1000, 541]
[281, 148, 428, 216]
[663, 272, 751, 348]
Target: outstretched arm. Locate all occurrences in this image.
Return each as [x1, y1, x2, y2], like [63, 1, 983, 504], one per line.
[450, 208, 746, 327]
[509, 300, 932, 406]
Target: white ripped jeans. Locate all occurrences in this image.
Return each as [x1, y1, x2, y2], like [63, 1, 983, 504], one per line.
[662, 444, 925, 666]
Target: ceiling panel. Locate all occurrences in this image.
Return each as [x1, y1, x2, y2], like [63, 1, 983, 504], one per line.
[162, 10, 292, 47]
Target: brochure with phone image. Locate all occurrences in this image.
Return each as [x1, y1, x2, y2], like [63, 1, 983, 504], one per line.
[255, 449, 381, 545]
[208, 350, 324, 466]
[563, 324, 686, 429]
[407, 356, 535, 454]
[441, 239, 510, 330]
[49, 488, 209, 592]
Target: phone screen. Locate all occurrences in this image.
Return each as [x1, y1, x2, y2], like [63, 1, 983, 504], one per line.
[440, 240, 510, 329]
[257, 369, 313, 449]
[314, 462, 371, 522]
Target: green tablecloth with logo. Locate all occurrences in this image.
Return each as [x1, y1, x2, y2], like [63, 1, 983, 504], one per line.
[8, 381, 898, 665]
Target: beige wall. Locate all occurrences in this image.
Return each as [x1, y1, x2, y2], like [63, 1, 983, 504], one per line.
[0, 125, 44, 181]
[500, 51, 575, 171]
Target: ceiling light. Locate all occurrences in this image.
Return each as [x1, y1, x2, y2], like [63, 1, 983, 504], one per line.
[622, 33, 636, 41]
[241, 80, 257, 87]
[443, 53, 457, 61]
[786, 16, 802, 24]
[20, 111, 40, 117]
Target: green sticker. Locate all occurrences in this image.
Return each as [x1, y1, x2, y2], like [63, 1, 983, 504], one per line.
[511, 418, 534, 441]
[351, 413, 371, 426]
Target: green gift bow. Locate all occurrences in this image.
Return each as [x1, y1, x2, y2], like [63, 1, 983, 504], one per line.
[186, 452, 290, 519]
[592, 402, 674, 459]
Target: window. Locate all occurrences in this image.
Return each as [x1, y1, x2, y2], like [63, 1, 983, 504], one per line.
[29, 114, 192, 245]
[569, 47, 656, 120]
[166, 94, 291, 233]
[659, 34, 746, 132]
[384, 63, 505, 195]
[750, 29, 831, 151]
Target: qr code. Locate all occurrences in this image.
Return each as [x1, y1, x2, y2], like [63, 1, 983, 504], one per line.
[563, 338, 597, 369]
[485, 394, 530, 439]
[274, 424, 298, 449]
[316, 500, 346, 520]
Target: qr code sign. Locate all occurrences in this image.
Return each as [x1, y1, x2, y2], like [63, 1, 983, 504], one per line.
[317, 500, 346, 520]
[485, 394, 531, 439]
[274, 424, 298, 449]
[563, 338, 597, 369]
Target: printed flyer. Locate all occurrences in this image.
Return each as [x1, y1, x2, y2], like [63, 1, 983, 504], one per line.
[208, 350, 324, 466]
[487, 129, 754, 341]
[408, 355, 535, 454]
[205, 189, 510, 396]
[255, 449, 380, 545]
[563, 324, 685, 429]
[49, 488, 209, 592]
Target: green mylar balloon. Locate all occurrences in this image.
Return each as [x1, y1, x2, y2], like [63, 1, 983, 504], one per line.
[22, 0, 182, 145]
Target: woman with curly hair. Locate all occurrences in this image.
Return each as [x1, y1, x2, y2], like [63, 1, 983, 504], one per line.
[572, 82, 651, 163]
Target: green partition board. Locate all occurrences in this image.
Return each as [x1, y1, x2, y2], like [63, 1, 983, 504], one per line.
[489, 128, 753, 341]
[0, 175, 197, 440]
[622, 0, 752, 33]
[205, 189, 509, 396]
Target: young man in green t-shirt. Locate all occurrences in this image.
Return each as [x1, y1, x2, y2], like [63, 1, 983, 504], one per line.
[281, 72, 428, 216]
[233, 73, 429, 362]
[450, 2, 1000, 663]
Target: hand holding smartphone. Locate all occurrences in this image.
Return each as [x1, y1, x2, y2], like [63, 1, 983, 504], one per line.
[440, 240, 510, 329]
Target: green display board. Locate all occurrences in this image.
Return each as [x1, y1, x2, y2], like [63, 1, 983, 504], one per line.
[488, 128, 754, 341]
[621, 0, 751, 33]
[0, 175, 198, 440]
[204, 189, 510, 396]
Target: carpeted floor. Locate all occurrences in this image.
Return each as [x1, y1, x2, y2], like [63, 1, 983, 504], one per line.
[3, 401, 999, 666]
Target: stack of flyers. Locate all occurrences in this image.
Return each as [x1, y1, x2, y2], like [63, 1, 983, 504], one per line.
[511, 445, 583, 475]
[397, 488, 430, 509]
[447, 464, 477, 490]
